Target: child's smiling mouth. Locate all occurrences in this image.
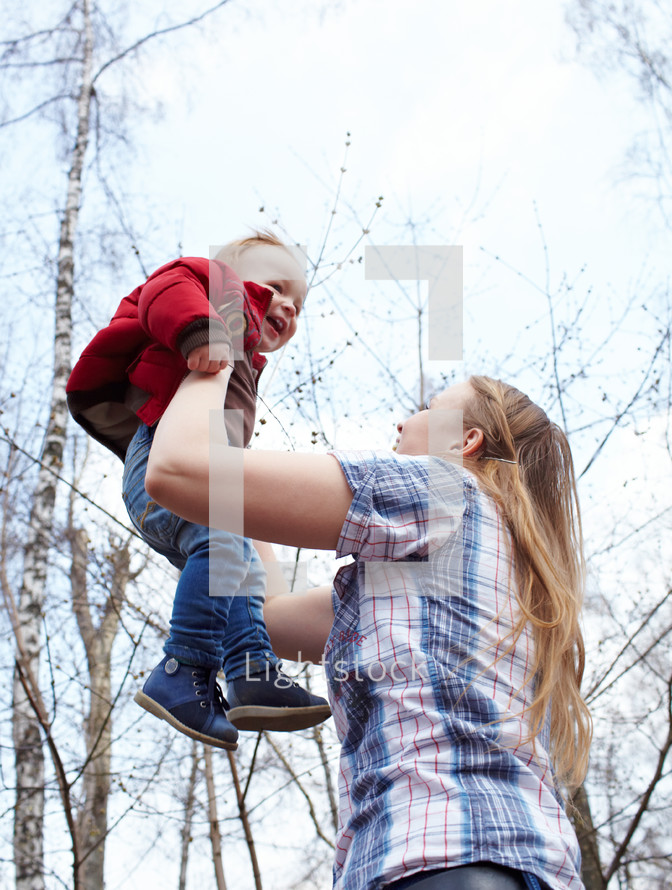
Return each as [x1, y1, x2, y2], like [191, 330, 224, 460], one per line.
[266, 316, 285, 335]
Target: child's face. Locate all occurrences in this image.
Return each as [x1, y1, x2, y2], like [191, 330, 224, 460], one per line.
[232, 244, 307, 353]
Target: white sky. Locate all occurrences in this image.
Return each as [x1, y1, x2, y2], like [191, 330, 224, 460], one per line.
[127, 0, 662, 282]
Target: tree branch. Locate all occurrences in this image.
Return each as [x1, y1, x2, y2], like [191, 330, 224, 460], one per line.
[227, 750, 262, 890]
[0, 94, 73, 128]
[264, 734, 335, 849]
[579, 325, 670, 478]
[92, 0, 233, 85]
[604, 671, 672, 883]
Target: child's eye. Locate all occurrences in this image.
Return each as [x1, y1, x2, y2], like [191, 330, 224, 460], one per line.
[269, 283, 283, 294]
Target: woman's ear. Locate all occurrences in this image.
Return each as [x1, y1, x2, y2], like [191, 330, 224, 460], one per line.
[462, 427, 484, 458]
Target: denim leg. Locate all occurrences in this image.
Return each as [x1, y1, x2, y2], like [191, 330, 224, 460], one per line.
[222, 541, 278, 681]
[168, 522, 252, 668]
[122, 422, 276, 673]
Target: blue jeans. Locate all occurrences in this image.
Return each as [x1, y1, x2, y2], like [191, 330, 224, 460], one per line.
[122, 422, 278, 679]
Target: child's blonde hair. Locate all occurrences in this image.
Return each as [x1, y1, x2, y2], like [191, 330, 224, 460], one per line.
[463, 375, 592, 790]
[215, 229, 299, 266]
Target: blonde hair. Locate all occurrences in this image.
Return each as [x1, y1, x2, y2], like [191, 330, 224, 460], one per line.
[214, 228, 296, 265]
[463, 375, 592, 790]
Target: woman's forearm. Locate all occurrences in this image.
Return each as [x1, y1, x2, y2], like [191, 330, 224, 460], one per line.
[146, 368, 233, 525]
[146, 370, 354, 550]
[263, 584, 335, 664]
[253, 542, 335, 661]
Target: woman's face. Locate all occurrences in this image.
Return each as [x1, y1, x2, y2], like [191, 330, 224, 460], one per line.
[395, 381, 475, 456]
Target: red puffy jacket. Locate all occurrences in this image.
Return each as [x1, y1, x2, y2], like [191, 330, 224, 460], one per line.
[66, 257, 273, 460]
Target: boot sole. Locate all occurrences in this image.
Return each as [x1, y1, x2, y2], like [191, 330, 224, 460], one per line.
[226, 704, 332, 732]
[134, 690, 238, 750]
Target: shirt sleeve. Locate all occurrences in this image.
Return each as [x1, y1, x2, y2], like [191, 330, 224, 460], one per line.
[330, 450, 464, 562]
[136, 259, 227, 354]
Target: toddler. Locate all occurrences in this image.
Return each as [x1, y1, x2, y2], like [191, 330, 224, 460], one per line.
[67, 231, 330, 749]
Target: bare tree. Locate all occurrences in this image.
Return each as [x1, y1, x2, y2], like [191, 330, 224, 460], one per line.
[67, 489, 140, 889]
[562, 6, 672, 883]
[566, 0, 672, 226]
[178, 742, 201, 890]
[204, 746, 228, 890]
[1, 2, 235, 886]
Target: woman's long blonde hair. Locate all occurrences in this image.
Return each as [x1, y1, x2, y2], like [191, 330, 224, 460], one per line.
[463, 376, 592, 790]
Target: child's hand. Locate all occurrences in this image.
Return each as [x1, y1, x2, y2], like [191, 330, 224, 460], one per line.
[187, 343, 231, 373]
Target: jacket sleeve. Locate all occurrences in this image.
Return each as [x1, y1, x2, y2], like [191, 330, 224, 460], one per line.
[136, 258, 232, 360]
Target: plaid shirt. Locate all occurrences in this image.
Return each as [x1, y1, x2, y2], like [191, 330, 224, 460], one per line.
[326, 451, 583, 890]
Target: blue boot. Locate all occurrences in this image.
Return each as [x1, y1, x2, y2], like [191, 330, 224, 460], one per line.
[226, 665, 331, 732]
[134, 655, 238, 750]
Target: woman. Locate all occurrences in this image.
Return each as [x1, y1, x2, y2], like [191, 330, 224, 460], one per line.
[146, 370, 591, 890]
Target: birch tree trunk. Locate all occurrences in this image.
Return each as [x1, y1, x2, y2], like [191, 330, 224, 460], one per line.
[11, 3, 94, 887]
[69, 518, 132, 889]
[178, 742, 201, 890]
[204, 746, 228, 890]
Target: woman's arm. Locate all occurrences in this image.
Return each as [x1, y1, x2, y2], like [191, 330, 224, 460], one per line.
[263, 585, 335, 664]
[146, 370, 354, 550]
[253, 540, 335, 663]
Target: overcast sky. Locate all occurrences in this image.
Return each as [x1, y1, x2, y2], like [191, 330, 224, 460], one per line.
[126, 0, 663, 283]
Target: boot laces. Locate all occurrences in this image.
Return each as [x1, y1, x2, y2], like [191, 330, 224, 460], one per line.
[276, 663, 300, 688]
[191, 667, 229, 712]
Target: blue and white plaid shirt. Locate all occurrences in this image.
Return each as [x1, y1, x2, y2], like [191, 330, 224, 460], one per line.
[326, 451, 583, 890]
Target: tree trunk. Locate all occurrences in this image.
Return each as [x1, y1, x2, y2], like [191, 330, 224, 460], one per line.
[227, 750, 262, 890]
[11, 3, 94, 886]
[178, 742, 200, 890]
[570, 783, 606, 890]
[312, 706, 338, 832]
[69, 520, 130, 889]
[204, 746, 228, 890]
